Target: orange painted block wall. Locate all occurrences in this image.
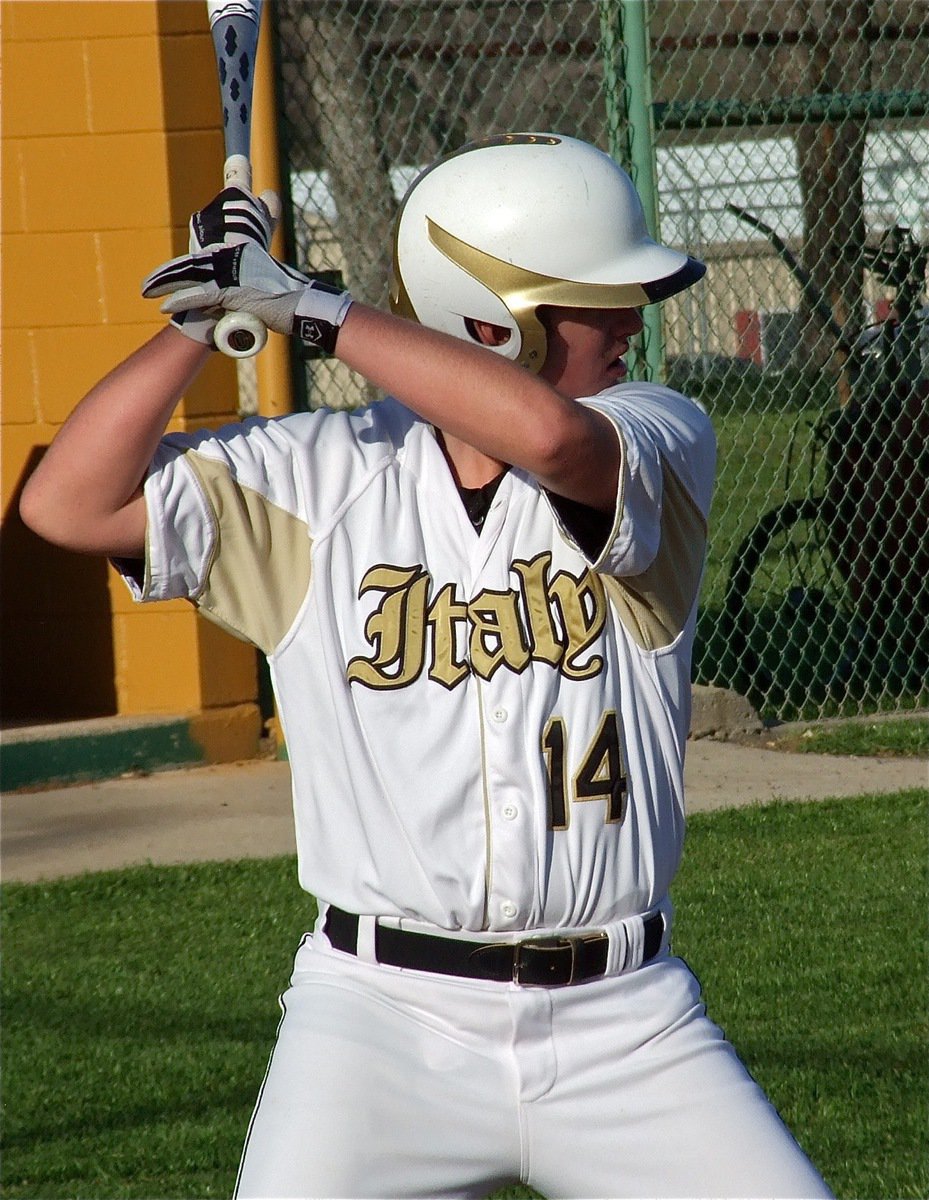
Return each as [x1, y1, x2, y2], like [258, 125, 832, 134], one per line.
[1, 0, 260, 744]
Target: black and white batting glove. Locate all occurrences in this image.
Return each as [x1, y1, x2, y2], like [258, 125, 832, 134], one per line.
[189, 186, 281, 253]
[143, 243, 353, 356]
[171, 187, 283, 346]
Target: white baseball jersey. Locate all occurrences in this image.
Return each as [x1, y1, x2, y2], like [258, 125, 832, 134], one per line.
[120, 382, 715, 934]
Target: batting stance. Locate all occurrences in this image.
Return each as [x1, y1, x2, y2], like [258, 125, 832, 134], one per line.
[21, 133, 832, 1199]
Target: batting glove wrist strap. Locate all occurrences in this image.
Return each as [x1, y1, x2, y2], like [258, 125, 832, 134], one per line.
[293, 284, 353, 355]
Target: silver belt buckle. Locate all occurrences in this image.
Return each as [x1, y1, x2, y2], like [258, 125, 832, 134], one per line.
[512, 935, 578, 986]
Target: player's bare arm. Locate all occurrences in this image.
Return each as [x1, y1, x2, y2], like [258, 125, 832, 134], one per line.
[19, 328, 209, 558]
[20, 186, 279, 559]
[332, 301, 624, 509]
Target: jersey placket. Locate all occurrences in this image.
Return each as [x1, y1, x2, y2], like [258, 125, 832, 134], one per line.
[478, 676, 537, 931]
[467, 485, 539, 932]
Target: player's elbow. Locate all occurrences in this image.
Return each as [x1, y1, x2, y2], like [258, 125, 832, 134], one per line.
[524, 408, 619, 510]
[529, 428, 581, 482]
[19, 474, 78, 550]
[522, 405, 588, 474]
[24, 452, 147, 554]
[19, 473, 54, 539]
[19, 473, 131, 556]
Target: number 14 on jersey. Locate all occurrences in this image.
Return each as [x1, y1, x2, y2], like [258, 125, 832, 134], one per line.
[542, 711, 628, 831]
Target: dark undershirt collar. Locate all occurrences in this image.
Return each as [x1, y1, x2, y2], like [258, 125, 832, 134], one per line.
[454, 470, 613, 558]
[456, 473, 507, 532]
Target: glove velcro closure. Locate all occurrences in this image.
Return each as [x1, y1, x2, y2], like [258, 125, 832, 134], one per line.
[293, 282, 353, 355]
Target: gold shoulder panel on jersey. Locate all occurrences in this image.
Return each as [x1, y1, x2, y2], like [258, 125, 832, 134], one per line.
[602, 458, 707, 650]
[184, 451, 312, 655]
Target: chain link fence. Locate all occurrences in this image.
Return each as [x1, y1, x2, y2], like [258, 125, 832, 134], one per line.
[267, 0, 928, 723]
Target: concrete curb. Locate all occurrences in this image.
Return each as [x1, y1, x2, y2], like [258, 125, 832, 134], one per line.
[0, 704, 264, 791]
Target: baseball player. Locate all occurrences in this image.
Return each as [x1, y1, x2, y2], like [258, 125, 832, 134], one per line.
[21, 133, 832, 1199]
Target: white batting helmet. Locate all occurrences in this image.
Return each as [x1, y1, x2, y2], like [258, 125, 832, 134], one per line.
[389, 132, 706, 372]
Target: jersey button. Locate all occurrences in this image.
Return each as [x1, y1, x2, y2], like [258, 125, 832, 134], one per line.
[500, 901, 518, 919]
[492, 707, 508, 723]
[502, 804, 518, 820]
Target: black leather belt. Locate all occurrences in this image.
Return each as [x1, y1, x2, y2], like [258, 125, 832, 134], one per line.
[323, 906, 664, 987]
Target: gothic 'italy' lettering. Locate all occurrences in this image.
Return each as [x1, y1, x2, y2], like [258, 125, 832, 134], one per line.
[346, 553, 607, 690]
[346, 565, 429, 688]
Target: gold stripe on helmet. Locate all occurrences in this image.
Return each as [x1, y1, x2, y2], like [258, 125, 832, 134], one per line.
[427, 219, 653, 370]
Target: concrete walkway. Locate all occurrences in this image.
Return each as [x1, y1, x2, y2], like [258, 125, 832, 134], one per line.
[3, 741, 926, 884]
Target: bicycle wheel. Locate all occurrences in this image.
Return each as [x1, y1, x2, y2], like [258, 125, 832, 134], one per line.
[723, 497, 862, 717]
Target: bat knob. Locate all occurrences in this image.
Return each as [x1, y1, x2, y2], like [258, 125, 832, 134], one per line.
[214, 311, 267, 358]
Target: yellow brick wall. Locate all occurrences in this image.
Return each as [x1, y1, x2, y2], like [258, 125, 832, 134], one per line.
[1, 0, 263, 752]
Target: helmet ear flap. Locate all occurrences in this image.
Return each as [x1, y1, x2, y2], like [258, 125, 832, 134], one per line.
[459, 312, 549, 373]
[514, 308, 549, 373]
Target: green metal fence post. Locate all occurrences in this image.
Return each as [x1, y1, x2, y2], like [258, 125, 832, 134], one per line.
[598, 0, 665, 382]
[622, 0, 665, 383]
[598, 0, 624, 159]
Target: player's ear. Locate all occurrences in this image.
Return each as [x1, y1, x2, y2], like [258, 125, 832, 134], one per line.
[465, 318, 511, 347]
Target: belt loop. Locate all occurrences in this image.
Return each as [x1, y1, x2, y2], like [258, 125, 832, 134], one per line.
[604, 908, 668, 975]
[624, 916, 646, 973]
[355, 914, 378, 964]
[604, 916, 634, 975]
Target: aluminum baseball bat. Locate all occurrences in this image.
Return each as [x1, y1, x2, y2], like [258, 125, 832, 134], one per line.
[206, 0, 267, 358]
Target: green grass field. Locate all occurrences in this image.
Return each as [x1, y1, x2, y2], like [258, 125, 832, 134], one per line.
[2, 788, 926, 1199]
[772, 717, 929, 758]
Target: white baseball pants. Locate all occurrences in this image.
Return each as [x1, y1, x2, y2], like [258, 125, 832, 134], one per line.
[235, 930, 832, 1199]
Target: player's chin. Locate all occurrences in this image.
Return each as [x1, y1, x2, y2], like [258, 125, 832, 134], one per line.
[602, 358, 628, 387]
